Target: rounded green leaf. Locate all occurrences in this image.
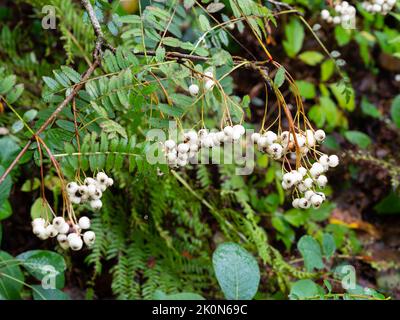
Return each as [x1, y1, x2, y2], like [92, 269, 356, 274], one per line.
[297, 235, 324, 271]
[344, 130, 371, 149]
[289, 279, 320, 300]
[16, 250, 66, 289]
[212, 242, 260, 300]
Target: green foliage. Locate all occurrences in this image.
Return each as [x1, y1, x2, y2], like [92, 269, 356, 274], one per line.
[212, 242, 260, 300]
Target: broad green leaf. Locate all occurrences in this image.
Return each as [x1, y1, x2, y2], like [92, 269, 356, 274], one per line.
[390, 95, 400, 128]
[297, 235, 324, 272]
[299, 51, 324, 66]
[11, 120, 23, 133]
[0, 75, 16, 95]
[320, 96, 338, 127]
[361, 97, 381, 119]
[153, 290, 205, 300]
[320, 59, 335, 82]
[0, 200, 12, 221]
[274, 66, 285, 88]
[322, 233, 336, 259]
[23, 109, 38, 122]
[16, 250, 66, 289]
[212, 242, 260, 300]
[0, 138, 21, 167]
[308, 105, 325, 127]
[294, 80, 316, 99]
[31, 285, 70, 300]
[334, 26, 352, 46]
[30, 197, 52, 220]
[344, 130, 371, 149]
[283, 18, 304, 58]
[289, 279, 320, 300]
[0, 251, 24, 299]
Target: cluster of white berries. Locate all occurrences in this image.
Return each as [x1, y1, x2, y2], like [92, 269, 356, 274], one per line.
[285, 154, 339, 209]
[188, 70, 216, 96]
[321, 1, 356, 24]
[251, 129, 327, 160]
[164, 124, 246, 167]
[66, 172, 113, 210]
[31, 216, 95, 251]
[361, 0, 397, 15]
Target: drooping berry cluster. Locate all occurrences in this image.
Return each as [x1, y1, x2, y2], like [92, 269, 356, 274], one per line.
[284, 153, 339, 209]
[321, 1, 356, 24]
[164, 124, 246, 167]
[31, 216, 95, 251]
[66, 172, 113, 210]
[361, 0, 397, 15]
[251, 129, 326, 160]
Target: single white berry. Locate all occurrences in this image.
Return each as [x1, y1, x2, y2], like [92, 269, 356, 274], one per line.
[78, 216, 91, 230]
[83, 231, 96, 247]
[305, 130, 316, 147]
[84, 177, 97, 187]
[281, 181, 291, 190]
[223, 126, 234, 137]
[90, 199, 103, 210]
[66, 182, 79, 194]
[311, 194, 324, 208]
[319, 154, 329, 166]
[70, 196, 81, 204]
[57, 234, 69, 250]
[205, 79, 215, 91]
[251, 133, 261, 143]
[333, 16, 341, 24]
[305, 190, 315, 200]
[87, 184, 97, 196]
[298, 167, 307, 177]
[58, 222, 70, 234]
[33, 225, 46, 236]
[303, 178, 314, 188]
[167, 152, 177, 162]
[68, 233, 83, 251]
[198, 129, 208, 137]
[298, 183, 308, 192]
[204, 71, 213, 79]
[310, 162, 325, 177]
[292, 198, 300, 208]
[106, 178, 114, 188]
[314, 129, 326, 142]
[233, 124, 245, 136]
[321, 9, 330, 20]
[38, 231, 49, 240]
[317, 175, 328, 188]
[184, 131, 198, 143]
[32, 218, 45, 228]
[189, 84, 199, 96]
[96, 172, 109, 185]
[283, 172, 294, 187]
[52, 217, 65, 228]
[264, 131, 278, 144]
[177, 143, 189, 154]
[316, 192, 326, 201]
[268, 143, 283, 155]
[257, 136, 269, 148]
[165, 139, 176, 150]
[45, 225, 58, 238]
[299, 198, 311, 209]
[328, 155, 339, 167]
